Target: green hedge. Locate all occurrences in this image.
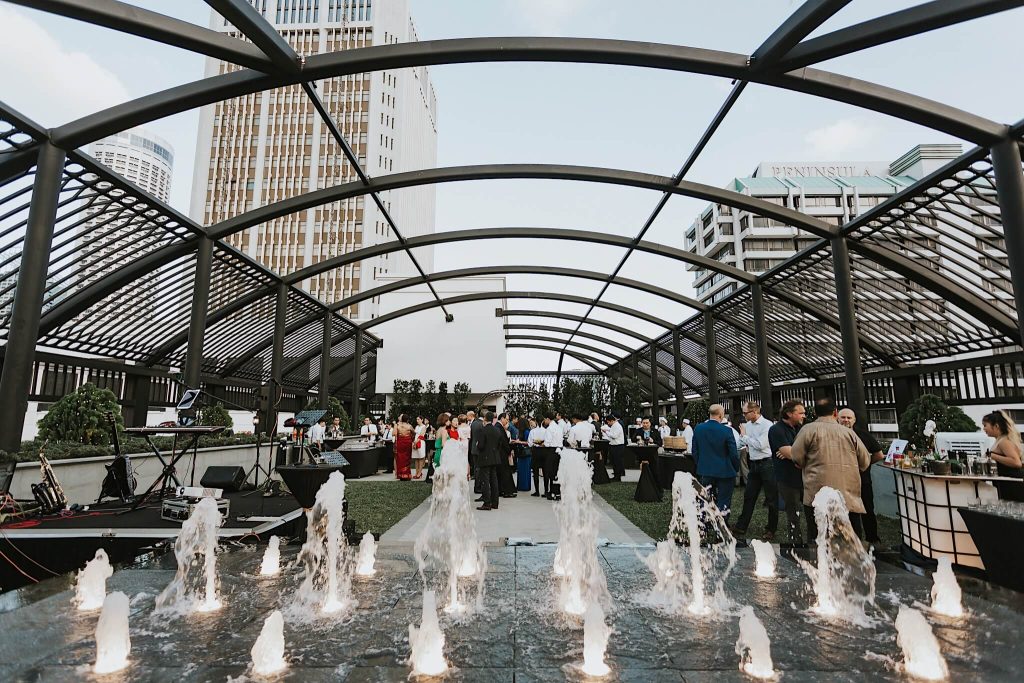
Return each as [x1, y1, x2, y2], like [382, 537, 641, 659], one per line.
[0, 433, 272, 465]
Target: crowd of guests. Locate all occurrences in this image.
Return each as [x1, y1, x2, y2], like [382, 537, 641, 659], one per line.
[688, 398, 1024, 547]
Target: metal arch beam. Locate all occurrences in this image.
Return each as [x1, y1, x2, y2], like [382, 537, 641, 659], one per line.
[504, 324, 637, 355]
[328, 264, 706, 311]
[204, 0, 300, 74]
[298, 225, 753, 294]
[498, 314, 755, 388]
[776, 0, 1024, 71]
[278, 291, 678, 383]
[51, 38, 1007, 150]
[750, 0, 853, 66]
[4, 0, 277, 72]
[505, 335, 622, 364]
[220, 165, 833, 248]
[615, 352, 680, 400]
[497, 308, 757, 382]
[361, 291, 678, 332]
[507, 344, 606, 373]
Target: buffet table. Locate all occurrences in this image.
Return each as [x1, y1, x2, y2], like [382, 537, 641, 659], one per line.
[336, 443, 387, 479]
[888, 464, 1019, 570]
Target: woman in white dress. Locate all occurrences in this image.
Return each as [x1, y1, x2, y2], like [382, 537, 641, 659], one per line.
[412, 415, 428, 479]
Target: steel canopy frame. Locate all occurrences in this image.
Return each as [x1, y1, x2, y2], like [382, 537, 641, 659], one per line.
[0, 0, 1021, 445]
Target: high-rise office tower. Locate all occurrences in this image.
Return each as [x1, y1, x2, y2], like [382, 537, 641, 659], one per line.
[190, 0, 438, 319]
[686, 144, 966, 305]
[76, 127, 174, 316]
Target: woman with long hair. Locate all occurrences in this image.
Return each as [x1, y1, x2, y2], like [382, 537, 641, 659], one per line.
[433, 412, 451, 468]
[393, 413, 415, 481]
[983, 410, 1024, 501]
[412, 415, 428, 480]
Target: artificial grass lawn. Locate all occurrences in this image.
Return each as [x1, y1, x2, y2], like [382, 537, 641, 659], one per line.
[594, 480, 902, 548]
[343, 480, 432, 536]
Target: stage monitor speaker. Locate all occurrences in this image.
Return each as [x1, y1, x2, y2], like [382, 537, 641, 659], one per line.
[200, 466, 246, 492]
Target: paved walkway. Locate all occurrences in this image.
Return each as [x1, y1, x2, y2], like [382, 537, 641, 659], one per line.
[380, 471, 651, 544]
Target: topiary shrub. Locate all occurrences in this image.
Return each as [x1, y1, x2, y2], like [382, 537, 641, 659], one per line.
[198, 402, 233, 432]
[37, 383, 123, 445]
[899, 393, 977, 450]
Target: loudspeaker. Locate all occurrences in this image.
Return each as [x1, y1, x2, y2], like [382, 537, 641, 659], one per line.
[200, 466, 246, 492]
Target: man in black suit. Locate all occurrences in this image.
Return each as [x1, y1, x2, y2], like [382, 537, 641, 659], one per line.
[476, 411, 507, 510]
[468, 410, 485, 493]
[637, 417, 663, 446]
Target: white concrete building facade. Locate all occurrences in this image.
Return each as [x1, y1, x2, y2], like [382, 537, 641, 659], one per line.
[189, 0, 438, 319]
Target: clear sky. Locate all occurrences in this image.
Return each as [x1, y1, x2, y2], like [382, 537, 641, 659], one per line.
[3, 0, 1022, 372]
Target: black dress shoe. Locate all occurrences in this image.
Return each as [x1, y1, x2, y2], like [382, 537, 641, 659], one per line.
[531, 492, 540, 497]
[476, 504, 492, 511]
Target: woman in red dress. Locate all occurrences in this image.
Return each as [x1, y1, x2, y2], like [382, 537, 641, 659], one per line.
[394, 414, 415, 481]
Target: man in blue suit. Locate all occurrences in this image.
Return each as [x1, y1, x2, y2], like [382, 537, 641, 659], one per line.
[691, 403, 741, 519]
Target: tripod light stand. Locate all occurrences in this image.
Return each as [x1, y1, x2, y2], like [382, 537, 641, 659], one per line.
[243, 414, 272, 492]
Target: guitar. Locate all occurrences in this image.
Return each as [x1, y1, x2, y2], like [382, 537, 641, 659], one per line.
[99, 411, 136, 504]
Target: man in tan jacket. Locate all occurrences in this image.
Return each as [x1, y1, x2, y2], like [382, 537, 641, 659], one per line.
[791, 397, 870, 540]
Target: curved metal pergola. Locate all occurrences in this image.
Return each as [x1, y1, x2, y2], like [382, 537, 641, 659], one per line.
[0, 0, 1023, 454]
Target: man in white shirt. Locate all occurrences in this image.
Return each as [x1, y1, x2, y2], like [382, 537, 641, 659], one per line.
[678, 419, 695, 453]
[555, 412, 570, 439]
[540, 415, 563, 499]
[528, 418, 546, 497]
[567, 414, 592, 449]
[735, 401, 778, 542]
[360, 417, 378, 442]
[309, 418, 327, 448]
[602, 414, 626, 482]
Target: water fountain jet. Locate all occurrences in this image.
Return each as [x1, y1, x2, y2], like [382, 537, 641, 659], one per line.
[155, 497, 223, 614]
[554, 449, 609, 618]
[896, 605, 949, 680]
[414, 443, 486, 613]
[355, 532, 377, 577]
[735, 606, 775, 680]
[294, 471, 354, 616]
[670, 472, 736, 616]
[251, 610, 287, 676]
[930, 557, 963, 618]
[94, 591, 130, 674]
[409, 590, 447, 677]
[580, 601, 611, 677]
[75, 548, 113, 611]
[750, 540, 776, 579]
[799, 487, 875, 624]
[260, 536, 281, 576]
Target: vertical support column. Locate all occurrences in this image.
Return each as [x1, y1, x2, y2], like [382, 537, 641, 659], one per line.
[991, 139, 1024, 346]
[704, 311, 719, 404]
[831, 236, 867, 420]
[892, 375, 921, 424]
[350, 327, 363, 422]
[0, 143, 65, 455]
[649, 342, 659, 416]
[632, 353, 639, 382]
[184, 236, 213, 390]
[554, 350, 565, 410]
[264, 282, 287, 435]
[127, 374, 151, 428]
[319, 310, 332, 409]
[672, 328, 685, 420]
[750, 283, 774, 415]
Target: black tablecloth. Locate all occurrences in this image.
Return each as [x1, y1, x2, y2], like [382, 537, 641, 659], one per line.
[657, 453, 696, 490]
[634, 460, 663, 502]
[338, 446, 385, 479]
[277, 465, 346, 508]
[960, 507, 1024, 590]
[588, 447, 611, 485]
[626, 445, 659, 471]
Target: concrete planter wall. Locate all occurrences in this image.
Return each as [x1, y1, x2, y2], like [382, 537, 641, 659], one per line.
[10, 444, 265, 505]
